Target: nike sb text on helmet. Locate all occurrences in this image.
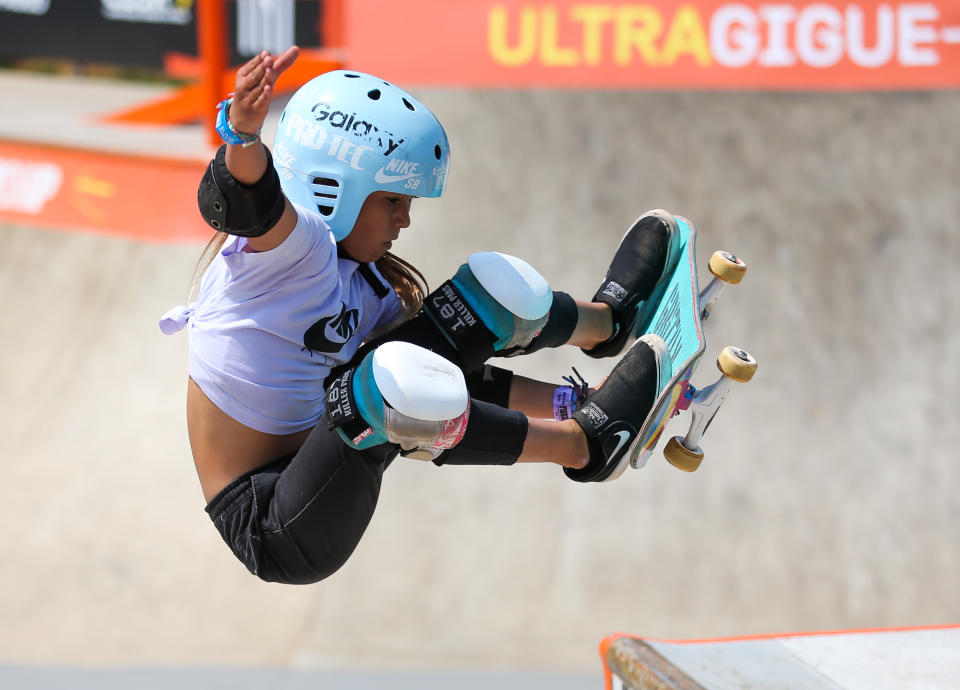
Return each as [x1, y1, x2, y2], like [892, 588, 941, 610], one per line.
[272, 70, 451, 241]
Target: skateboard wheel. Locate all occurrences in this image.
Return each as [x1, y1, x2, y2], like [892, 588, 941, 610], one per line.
[717, 346, 758, 383]
[708, 251, 747, 284]
[664, 436, 704, 472]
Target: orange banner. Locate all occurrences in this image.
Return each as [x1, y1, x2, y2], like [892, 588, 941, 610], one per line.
[347, 0, 960, 88]
[0, 140, 210, 244]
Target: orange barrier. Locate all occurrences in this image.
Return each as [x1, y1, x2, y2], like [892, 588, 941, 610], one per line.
[99, 48, 342, 128]
[101, 0, 345, 146]
[347, 0, 960, 88]
[0, 139, 209, 244]
[2, 2, 347, 242]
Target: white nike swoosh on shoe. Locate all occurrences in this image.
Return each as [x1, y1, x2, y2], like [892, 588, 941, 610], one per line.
[609, 429, 633, 460]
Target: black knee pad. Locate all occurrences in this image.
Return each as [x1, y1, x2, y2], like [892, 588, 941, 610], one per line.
[464, 364, 514, 408]
[497, 291, 579, 357]
[424, 253, 553, 371]
[432, 400, 527, 466]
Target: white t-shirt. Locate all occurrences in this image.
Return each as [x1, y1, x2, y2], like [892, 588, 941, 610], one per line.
[160, 205, 406, 434]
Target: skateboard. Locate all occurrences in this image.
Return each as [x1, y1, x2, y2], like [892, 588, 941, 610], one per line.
[629, 214, 757, 473]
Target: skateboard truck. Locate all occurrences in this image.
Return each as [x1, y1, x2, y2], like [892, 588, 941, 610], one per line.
[700, 250, 746, 320]
[661, 250, 757, 472]
[663, 345, 758, 472]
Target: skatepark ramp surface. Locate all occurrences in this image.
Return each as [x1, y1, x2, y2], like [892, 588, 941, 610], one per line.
[0, 69, 958, 682]
[602, 625, 960, 689]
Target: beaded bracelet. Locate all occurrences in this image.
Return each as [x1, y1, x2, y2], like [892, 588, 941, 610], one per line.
[215, 96, 262, 148]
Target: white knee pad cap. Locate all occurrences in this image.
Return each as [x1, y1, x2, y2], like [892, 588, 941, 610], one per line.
[372, 342, 468, 419]
[467, 252, 552, 321]
[371, 342, 470, 460]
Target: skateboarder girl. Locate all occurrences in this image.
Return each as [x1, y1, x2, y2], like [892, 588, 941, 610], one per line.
[161, 47, 678, 584]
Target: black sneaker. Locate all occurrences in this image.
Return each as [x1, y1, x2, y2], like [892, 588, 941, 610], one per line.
[565, 334, 671, 483]
[583, 210, 679, 359]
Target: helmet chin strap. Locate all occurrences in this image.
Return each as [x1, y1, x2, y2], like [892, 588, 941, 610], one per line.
[335, 243, 360, 262]
[335, 244, 391, 299]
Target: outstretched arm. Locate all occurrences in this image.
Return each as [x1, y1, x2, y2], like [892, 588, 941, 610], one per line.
[223, 46, 300, 252]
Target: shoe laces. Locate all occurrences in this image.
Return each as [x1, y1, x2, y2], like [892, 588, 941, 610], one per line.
[562, 367, 591, 408]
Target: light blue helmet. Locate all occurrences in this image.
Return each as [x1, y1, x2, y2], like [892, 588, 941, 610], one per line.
[272, 70, 450, 240]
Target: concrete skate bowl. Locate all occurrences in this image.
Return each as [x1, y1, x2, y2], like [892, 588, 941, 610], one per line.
[1, 82, 958, 676]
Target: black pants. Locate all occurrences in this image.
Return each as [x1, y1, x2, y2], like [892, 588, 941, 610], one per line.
[205, 293, 578, 584]
[206, 397, 528, 585]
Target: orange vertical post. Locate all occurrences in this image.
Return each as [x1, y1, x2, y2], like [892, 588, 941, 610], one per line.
[322, 0, 344, 48]
[101, 0, 344, 132]
[197, 0, 228, 147]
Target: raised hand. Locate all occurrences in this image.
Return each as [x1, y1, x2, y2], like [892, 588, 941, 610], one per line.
[228, 46, 300, 136]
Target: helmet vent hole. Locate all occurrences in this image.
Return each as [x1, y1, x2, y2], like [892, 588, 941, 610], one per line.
[367, 89, 381, 100]
[311, 177, 340, 218]
[402, 98, 415, 111]
[344, 73, 360, 78]
[434, 145, 442, 160]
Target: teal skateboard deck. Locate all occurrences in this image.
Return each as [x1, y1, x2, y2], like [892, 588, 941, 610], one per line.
[631, 215, 705, 469]
[624, 214, 756, 472]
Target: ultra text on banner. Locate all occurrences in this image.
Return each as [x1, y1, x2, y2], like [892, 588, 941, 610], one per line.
[347, 1, 960, 88]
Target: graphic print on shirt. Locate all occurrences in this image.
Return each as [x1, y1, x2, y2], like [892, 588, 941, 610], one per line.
[303, 302, 359, 354]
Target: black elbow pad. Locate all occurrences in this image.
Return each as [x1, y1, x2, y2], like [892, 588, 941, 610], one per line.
[198, 144, 286, 237]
